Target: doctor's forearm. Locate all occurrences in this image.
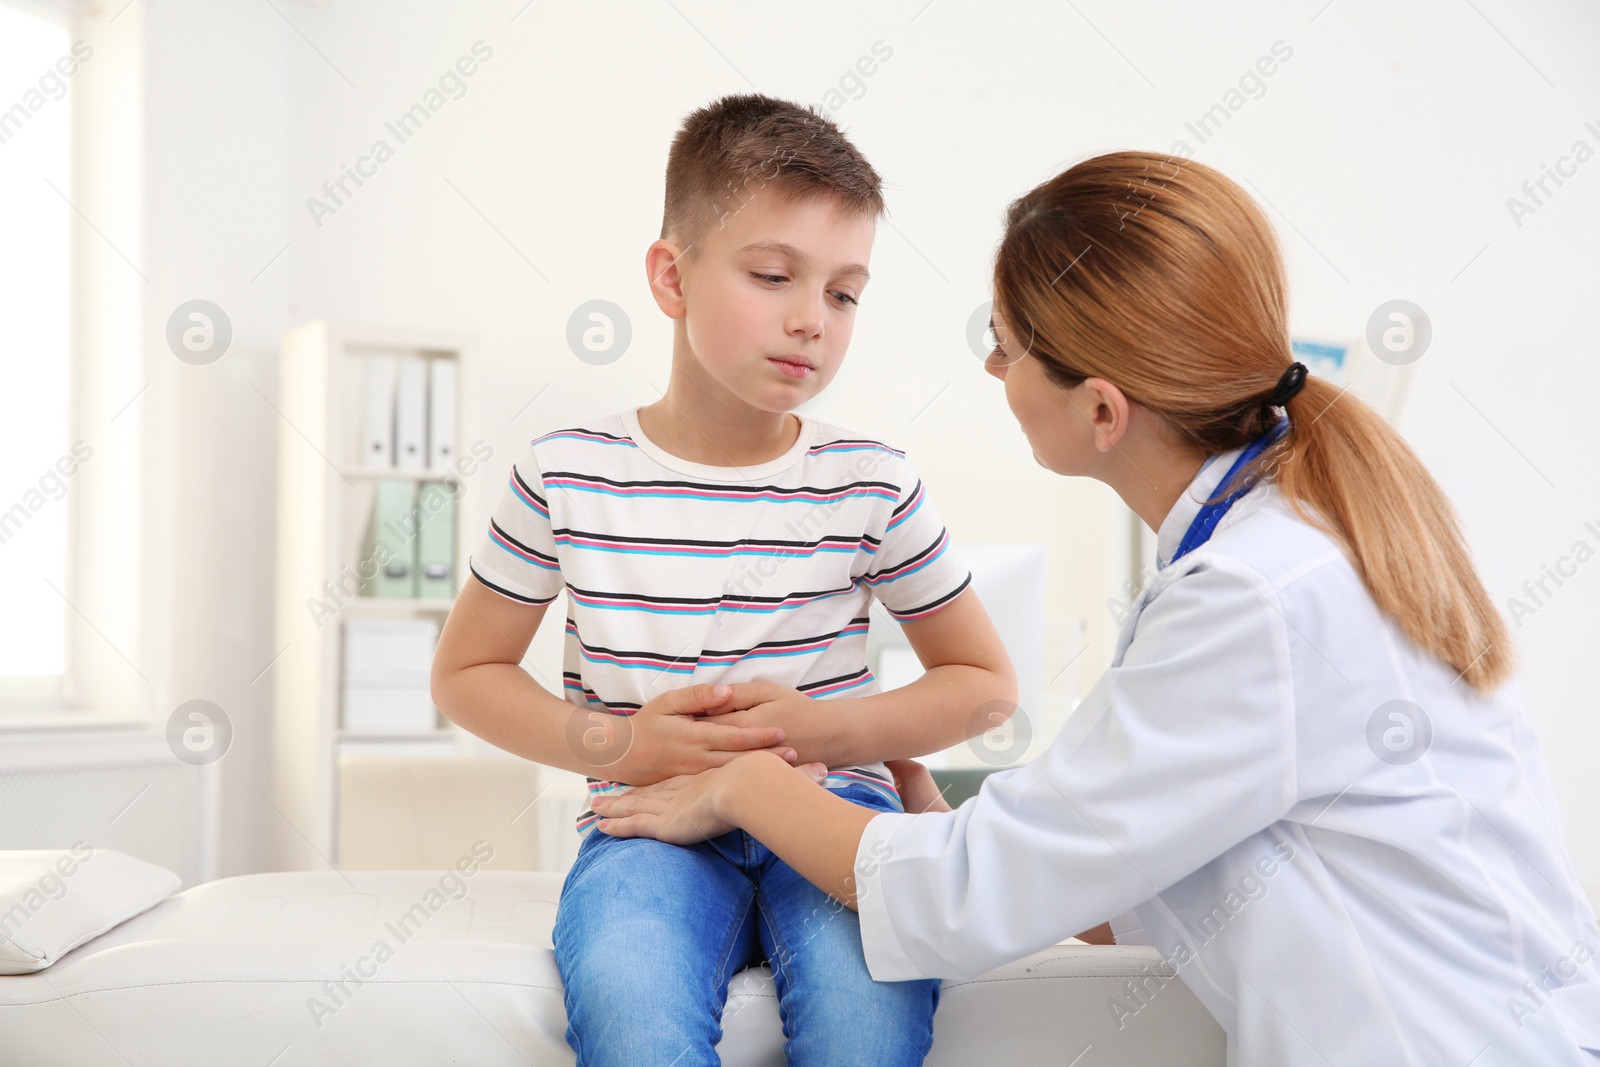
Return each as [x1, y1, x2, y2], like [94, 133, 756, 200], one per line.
[821, 663, 1017, 766]
[716, 751, 880, 911]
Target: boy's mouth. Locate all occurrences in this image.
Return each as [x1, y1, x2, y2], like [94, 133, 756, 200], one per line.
[768, 356, 814, 379]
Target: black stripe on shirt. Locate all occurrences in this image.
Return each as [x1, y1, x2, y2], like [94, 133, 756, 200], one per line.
[540, 470, 901, 498]
[887, 573, 973, 620]
[510, 466, 548, 508]
[564, 581, 861, 609]
[866, 528, 949, 581]
[489, 518, 558, 566]
[468, 563, 560, 605]
[550, 528, 867, 552]
[537, 427, 635, 444]
[889, 478, 923, 518]
[797, 666, 872, 694]
[835, 765, 891, 783]
[570, 617, 873, 666]
[561, 672, 641, 712]
[811, 437, 904, 453]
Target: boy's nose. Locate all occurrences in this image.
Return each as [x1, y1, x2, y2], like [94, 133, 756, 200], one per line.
[786, 293, 825, 339]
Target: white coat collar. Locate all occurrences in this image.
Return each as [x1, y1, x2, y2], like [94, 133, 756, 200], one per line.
[1154, 443, 1252, 570]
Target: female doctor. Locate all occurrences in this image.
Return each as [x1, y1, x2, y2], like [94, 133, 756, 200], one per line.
[587, 151, 1600, 1065]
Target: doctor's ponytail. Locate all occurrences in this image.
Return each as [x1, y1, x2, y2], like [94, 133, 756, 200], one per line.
[994, 151, 1513, 695]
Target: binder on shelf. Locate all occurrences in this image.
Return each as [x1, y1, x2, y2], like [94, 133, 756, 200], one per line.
[360, 354, 397, 467]
[393, 354, 428, 471]
[416, 481, 456, 599]
[427, 357, 456, 469]
[359, 479, 419, 597]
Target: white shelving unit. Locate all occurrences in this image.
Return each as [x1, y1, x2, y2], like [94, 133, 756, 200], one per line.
[270, 321, 477, 869]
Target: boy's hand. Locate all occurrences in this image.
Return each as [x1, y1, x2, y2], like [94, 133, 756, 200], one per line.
[884, 758, 953, 814]
[698, 680, 831, 764]
[592, 683, 799, 787]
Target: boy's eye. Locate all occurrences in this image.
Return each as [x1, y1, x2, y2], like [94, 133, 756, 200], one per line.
[748, 272, 856, 307]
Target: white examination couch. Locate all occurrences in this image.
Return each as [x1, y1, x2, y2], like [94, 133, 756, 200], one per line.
[0, 863, 1226, 1064]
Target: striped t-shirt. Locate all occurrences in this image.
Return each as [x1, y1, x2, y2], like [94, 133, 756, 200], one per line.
[467, 405, 972, 834]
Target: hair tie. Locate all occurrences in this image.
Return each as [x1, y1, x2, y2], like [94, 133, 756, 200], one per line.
[1263, 361, 1308, 408]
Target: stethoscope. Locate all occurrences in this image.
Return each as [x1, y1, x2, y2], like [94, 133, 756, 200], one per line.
[1168, 418, 1289, 566]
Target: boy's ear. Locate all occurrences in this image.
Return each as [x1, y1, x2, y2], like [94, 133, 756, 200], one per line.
[645, 239, 690, 320]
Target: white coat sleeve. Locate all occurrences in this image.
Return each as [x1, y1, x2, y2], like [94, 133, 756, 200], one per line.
[853, 557, 1300, 981]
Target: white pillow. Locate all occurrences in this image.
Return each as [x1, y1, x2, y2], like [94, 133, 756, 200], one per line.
[0, 844, 181, 974]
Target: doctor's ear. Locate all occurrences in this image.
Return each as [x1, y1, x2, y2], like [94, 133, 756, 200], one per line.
[645, 239, 691, 320]
[1078, 377, 1133, 452]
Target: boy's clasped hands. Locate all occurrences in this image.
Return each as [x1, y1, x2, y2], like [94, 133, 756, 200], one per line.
[587, 681, 951, 846]
[592, 680, 823, 787]
[581, 681, 825, 844]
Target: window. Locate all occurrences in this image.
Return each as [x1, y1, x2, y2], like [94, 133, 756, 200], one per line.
[0, 2, 75, 708]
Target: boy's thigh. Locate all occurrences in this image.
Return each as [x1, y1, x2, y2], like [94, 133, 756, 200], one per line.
[553, 827, 761, 990]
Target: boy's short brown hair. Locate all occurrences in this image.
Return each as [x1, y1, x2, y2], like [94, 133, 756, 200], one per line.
[661, 93, 884, 248]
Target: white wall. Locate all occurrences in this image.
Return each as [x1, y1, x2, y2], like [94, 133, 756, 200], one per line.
[133, 0, 1598, 891]
[136, 0, 291, 879]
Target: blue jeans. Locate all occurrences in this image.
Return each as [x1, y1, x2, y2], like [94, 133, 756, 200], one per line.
[552, 783, 939, 1066]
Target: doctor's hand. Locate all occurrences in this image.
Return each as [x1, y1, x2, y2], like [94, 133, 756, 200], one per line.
[696, 680, 831, 764]
[591, 758, 830, 845]
[592, 683, 799, 788]
[885, 758, 953, 814]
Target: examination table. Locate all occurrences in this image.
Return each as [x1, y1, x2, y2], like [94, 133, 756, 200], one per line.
[0, 865, 1227, 1064]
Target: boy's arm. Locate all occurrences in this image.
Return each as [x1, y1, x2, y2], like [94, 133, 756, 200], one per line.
[714, 587, 1017, 767]
[818, 586, 1018, 766]
[431, 576, 580, 770]
[432, 575, 794, 781]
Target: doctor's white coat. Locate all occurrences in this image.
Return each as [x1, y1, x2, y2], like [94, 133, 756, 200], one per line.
[853, 448, 1600, 1066]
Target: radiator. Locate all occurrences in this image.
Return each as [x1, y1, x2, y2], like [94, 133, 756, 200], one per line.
[0, 728, 218, 889]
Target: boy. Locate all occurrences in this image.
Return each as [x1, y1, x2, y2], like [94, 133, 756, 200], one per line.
[432, 93, 1016, 1065]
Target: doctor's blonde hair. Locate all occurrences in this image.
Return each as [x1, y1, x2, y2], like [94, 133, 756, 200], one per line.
[994, 151, 1513, 695]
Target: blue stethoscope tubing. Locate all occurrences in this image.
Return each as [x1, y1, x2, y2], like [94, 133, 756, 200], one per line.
[1168, 418, 1290, 566]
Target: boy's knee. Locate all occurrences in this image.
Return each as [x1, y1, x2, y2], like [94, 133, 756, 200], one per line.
[778, 975, 939, 1066]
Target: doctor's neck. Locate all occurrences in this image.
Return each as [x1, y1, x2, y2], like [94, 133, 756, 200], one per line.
[1086, 403, 1210, 534]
